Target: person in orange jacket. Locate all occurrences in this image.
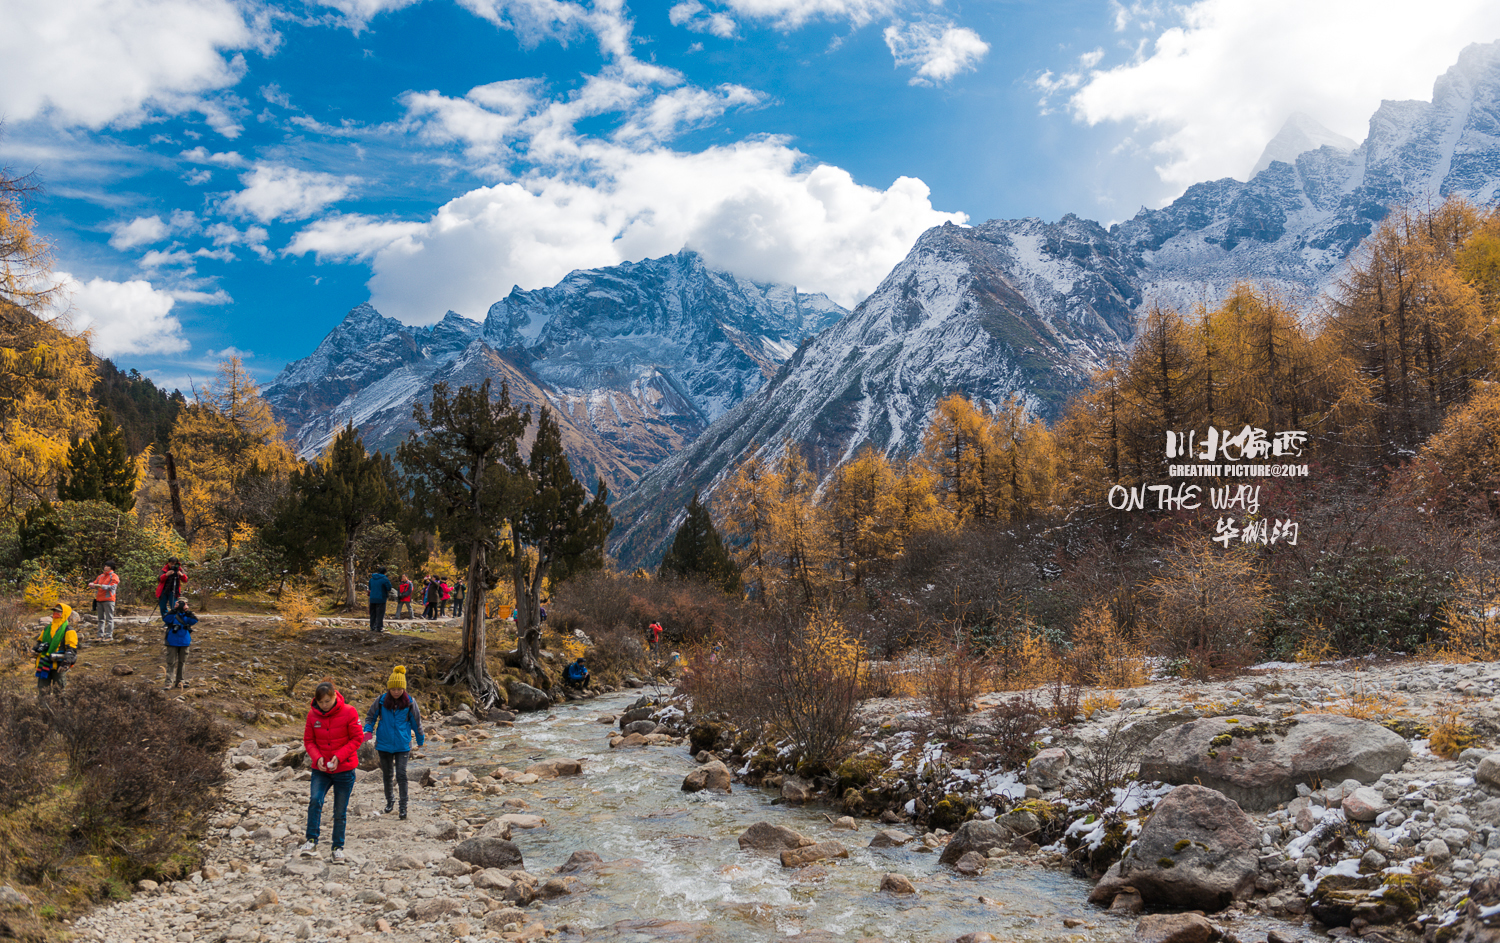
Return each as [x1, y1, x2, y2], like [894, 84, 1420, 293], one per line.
[88, 560, 120, 641]
[298, 680, 364, 861]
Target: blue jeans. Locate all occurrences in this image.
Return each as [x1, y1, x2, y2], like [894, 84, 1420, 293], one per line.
[306, 769, 356, 848]
[158, 593, 177, 619]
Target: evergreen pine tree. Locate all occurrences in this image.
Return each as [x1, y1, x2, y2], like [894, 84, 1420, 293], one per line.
[266, 422, 401, 609]
[659, 492, 740, 594]
[58, 408, 136, 510]
[506, 407, 613, 673]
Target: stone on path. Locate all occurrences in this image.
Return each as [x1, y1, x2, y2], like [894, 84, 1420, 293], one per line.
[1477, 754, 1500, 791]
[452, 836, 524, 870]
[1341, 786, 1390, 822]
[1138, 714, 1410, 811]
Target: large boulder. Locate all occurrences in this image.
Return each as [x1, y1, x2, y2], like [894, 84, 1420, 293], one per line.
[738, 822, 814, 852]
[451, 837, 525, 870]
[1477, 754, 1500, 792]
[940, 820, 1020, 865]
[1027, 748, 1070, 790]
[1138, 714, 1409, 811]
[682, 760, 732, 793]
[505, 681, 552, 712]
[1109, 785, 1258, 913]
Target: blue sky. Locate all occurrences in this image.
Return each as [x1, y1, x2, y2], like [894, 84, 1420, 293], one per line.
[4, 0, 1500, 392]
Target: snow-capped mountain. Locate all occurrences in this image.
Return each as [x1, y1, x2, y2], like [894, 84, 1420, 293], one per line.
[262, 251, 846, 493]
[609, 41, 1500, 565]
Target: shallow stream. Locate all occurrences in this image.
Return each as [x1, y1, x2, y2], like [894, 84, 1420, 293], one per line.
[416, 692, 1299, 943]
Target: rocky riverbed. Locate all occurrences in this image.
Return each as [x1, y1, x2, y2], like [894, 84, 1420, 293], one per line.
[53, 657, 1500, 943]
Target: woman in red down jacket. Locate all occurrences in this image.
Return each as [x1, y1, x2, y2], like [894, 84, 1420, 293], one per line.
[298, 680, 364, 860]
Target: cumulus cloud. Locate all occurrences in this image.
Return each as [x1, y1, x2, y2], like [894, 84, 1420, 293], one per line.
[108, 216, 170, 251]
[883, 20, 990, 85]
[55, 272, 193, 357]
[669, 1, 738, 37]
[1043, 0, 1500, 192]
[0, 0, 273, 129]
[290, 137, 964, 320]
[181, 146, 250, 167]
[108, 210, 198, 251]
[223, 164, 359, 222]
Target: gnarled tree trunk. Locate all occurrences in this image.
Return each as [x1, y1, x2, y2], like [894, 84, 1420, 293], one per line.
[441, 545, 500, 709]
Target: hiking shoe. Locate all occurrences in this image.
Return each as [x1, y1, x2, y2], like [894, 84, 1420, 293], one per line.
[332, 848, 346, 862]
[298, 841, 317, 857]
[399, 811, 407, 820]
[382, 802, 395, 815]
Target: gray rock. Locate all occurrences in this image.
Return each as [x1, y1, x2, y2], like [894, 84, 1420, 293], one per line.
[623, 720, 657, 736]
[1341, 786, 1389, 822]
[0, 885, 32, 909]
[1477, 754, 1500, 791]
[1133, 913, 1219, 943]
[940, 819, 1026, 865]
[1427, 838, 1453, 862]
[738, 822, 814, 852]
[781, 776, 813, 804]
[780, 841, 848, 868]
[505, 681, 551, 712]
[1027, 748, 1070, 790]
[1113, 785, 1259, 912]
[452, 837, 525, 870]
[445, 710, 476, 726]
[1139, 714, 1410, 811]
[868, 829, 913, 848]
[879, 873, 916, 894]
[681, 759, 732, 793]
[357, 740, 380, 772]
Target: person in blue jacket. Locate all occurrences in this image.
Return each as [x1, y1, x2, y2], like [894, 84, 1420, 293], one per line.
[363, 666, 425, 819]
[368, 566, 394, 633]
[162, 598, 198, 689]
[563, 657, 590, 691]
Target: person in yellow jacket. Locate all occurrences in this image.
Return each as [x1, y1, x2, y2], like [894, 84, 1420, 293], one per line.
[34, 603, 78, 699]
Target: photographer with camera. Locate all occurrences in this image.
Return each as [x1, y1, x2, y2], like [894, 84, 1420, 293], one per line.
[34, 603, 78, 699]
[163, 598, 198, 689]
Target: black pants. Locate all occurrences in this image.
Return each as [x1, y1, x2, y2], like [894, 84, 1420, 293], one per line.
[453, 600, 463, 618]
[379, 750, 409, 812]
[423, 600, 436, 619]
[370, 601, 386, 632]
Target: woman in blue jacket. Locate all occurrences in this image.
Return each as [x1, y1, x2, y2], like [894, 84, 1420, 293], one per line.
[363, 666, 425, 819]
[163, 599, 198, 689]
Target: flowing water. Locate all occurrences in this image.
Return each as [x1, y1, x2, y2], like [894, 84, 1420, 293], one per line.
[431, 693, 1175, 943]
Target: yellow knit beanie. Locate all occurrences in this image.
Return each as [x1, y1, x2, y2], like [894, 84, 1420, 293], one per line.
[387, 665, 407, 691]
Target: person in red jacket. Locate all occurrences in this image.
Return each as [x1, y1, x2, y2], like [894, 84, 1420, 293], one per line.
[156, 557, 187, 620]
[395, 576, 414, 620]
[298, 680, 364, 861]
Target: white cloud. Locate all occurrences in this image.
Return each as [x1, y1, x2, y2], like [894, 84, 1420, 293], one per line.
[708, 0, 898, 29]
[181, 146, 250, 167]
[1047, 0, 1500, 193]
[0, 0, 274, 129]
[206, 345, 253, 358]
[223, 164, 359, 222]
[883, 20, 990, 85]
[290, 137, 964, 319]
[55, 272, 192, 357]
[108, 211, 198, 251]
[108, 216, 170, 251]
[311, 0, 427, 30]
[670, 1, 738, 37]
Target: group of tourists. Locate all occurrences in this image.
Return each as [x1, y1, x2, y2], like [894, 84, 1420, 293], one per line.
[298, 666, 426, 860]
[368, 569, 465, 631]
[35, 557, 197, 698]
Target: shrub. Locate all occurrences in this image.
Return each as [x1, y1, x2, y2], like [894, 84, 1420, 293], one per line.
[0, 692, 52, 810]
[1268, 548, 1451, 657]
[1068, 715, 1154, 810]
[916, 641, 986, 740]
[1146, 543, 1269, 677]
[986, 692, 1044, 769]
[1070, 601, 1149, 689]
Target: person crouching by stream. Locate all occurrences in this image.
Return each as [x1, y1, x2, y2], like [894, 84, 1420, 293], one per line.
[34, 603, 77, 699]
[162, 599, 198, 689]
[299, 680, 364, 862]
[363, 666, 425, 820]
